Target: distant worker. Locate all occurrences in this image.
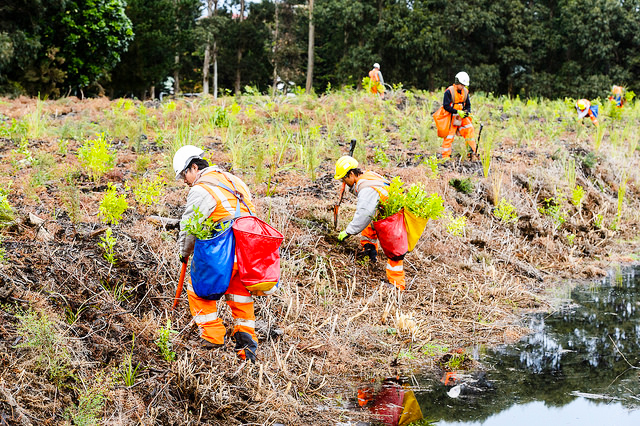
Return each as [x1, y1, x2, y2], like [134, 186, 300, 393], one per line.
[334, 156, 405, 290]
[576, 99, 599, 127]
[174, 145, 260, 362]
[440, 71, 477, 160]
[610, 85, 625, 108]
[369, 63, 385, 99]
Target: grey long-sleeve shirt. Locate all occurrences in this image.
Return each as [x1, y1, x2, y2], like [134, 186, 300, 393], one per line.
[345, 187, 381, 235]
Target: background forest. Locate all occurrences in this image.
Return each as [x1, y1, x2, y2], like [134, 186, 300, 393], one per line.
[1, 0, 640, 100]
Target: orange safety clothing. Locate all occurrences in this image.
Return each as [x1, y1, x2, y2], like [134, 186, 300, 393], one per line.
[576, 99, 599, 126]
[369, 69, 384, 96]
[182, 167, 258, 361]
[611, 85, 624, 107]
[361, 225, 405, 290]
[441, 86, 475, 158]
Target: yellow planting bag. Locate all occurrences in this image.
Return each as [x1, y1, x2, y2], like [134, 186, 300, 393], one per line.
[404, 209, 429, 252]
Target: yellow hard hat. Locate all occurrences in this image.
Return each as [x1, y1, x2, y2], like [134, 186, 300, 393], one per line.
[334, 156, 358, 180]
[577, 99, 587, 110]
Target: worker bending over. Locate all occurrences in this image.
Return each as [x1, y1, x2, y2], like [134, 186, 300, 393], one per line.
[576, 99, 599, 127]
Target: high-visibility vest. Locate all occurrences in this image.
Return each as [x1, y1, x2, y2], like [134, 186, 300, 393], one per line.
[195, 169, 255, 222]
[369, 69, 380, 82]
[612, 86, 623, 96]
[354, 171, 389, 201]
[446, 85, 468, 112]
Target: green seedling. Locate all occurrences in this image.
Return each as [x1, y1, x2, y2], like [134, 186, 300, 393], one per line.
[449, 177, 474, 194]
[98, 184, 128, 225]
[155, 319, 177, 362]
[120, 334, 141, 387]
[77, 133, 116, 181]
[98, 227, 117, 265]
[494, 198, 518, 224]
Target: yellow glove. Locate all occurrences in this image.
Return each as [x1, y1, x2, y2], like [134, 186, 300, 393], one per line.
[338, 230, 349, 242]
[458, 110, 468, 119]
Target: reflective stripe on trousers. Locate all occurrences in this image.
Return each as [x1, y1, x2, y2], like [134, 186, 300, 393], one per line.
[386, 259, 405, 290]
[187, 263, 257, 345]
[442, 117, 475, 156]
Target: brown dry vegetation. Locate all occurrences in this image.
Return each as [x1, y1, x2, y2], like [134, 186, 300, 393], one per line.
[0, 93, 639, 424]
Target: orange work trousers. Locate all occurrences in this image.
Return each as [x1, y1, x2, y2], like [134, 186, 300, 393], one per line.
[442, 116, 476, 158]
[361, 225, 405, 290]
[186, 262, 257, 351]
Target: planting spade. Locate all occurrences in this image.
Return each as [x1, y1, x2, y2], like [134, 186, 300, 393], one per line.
[172, 255, 189, 310]
[333, 139, 357, 229]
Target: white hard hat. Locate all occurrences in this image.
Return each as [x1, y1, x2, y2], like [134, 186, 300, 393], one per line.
[455, 71, 470, 86]
[373, 63, 380, 69]
[173, 145, 204, 179]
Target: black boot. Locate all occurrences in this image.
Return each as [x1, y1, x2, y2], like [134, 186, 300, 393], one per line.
[363, 243, 377, 263]
[233, 331, 258, 363]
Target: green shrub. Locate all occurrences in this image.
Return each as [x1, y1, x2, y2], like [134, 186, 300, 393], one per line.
[155, 319, 177, 362]
[539, 197, 566, 229]
[98, 227, 117, 265]
[405, 183, 444, 220]
[182, 207, 231, 240]
[64, 374, 111, 425]
[130, 174, 165, 211]
[376, 177, 405, 220]
[77, 133, 116, 181]
[446, 213, 467, 236]
[449, 177, 474, 194]
[0, 184, 14, 225]
[98, 184, 128, 225]
[494, 198, 518, 224]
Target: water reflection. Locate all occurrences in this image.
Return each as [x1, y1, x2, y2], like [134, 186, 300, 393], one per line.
[417, 266, 640, 424]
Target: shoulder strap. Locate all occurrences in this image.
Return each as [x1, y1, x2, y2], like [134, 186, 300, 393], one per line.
[196, 173, 254, 217]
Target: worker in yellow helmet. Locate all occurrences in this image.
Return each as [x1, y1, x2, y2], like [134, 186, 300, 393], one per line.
[334, 156, 405, 290]
[576, 99, 599, 127]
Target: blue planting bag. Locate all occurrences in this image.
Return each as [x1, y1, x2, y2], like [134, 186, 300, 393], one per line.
[190, 223, 235, 300]
[590, 105, 599, 118]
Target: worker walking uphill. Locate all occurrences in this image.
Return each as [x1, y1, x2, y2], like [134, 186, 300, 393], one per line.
[576, 99, 599, 127]
[334, 156, 405, 290]
[369, 63, 385, 99]
[174, 145, 261, 362]
[440, 71, 477, 160]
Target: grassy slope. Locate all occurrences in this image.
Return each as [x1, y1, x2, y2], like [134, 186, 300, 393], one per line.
[0, 90, 639, 424]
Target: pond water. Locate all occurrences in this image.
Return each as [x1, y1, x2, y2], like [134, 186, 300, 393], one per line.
[416, 265, 640, 426]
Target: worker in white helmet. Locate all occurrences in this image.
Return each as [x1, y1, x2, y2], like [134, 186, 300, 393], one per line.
[368, 63, 385, 99]
[173, 145, 262, 362]
[440, 71, 477, 160]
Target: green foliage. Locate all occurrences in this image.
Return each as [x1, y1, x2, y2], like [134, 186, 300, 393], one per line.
[119, 334, 141, 387]
[210, 106, 230, 128]
[494, 198, 518, 224]
[377, 177, 405, 220]
[130, 174, 165, 211]
[571, 185, 585, 209]
[445, 213, 467, 237]
[98, 184, 128, 225]
[449, 177, 474, 194]
[155, 319, 177, 362]
[373, 147, 390, 167]
[539, 197, 566, 230]
[567, 233, 576, 246]
[424, 155, 445, 179]
[404, 184, 444, 220]
[480, 130, 493, 178]
[444, 352, 469, 370]
[593, 213, 604, 229]
[64, 303, 89, 325]
[579, 151, 598, 169]
[98, 227, 117, 265]
[0, 184, 15, 225]
[182, 207, 232, 240]
[77, 133, 116, 181]
[64, 374, 111, 426]
[15, 308, 75, 385]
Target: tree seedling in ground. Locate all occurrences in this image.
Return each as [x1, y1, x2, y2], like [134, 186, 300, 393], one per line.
[98, 227, 117, 265]
[449, 177, 474, 194]
[120, 334, 141, 387]
[155, 319, 177, 362]
[98, 184, 128, 225]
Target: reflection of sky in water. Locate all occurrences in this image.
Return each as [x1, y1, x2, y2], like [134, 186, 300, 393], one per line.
[437, 398, 640, 426]
[418, 266, 640, 425]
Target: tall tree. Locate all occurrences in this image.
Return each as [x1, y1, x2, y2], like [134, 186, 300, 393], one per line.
[305, 0, 315, 92]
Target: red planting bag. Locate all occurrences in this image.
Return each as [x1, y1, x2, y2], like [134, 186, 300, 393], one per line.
[232, 216, 284, 293]
[373, 209, 408, 261]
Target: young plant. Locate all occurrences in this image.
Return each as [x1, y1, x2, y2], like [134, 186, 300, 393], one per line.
[65, 374, 111, 425]
[77, 133, 116, 181]
[594, 122, 605, 151]
[376, 177, 405, 220]
[98, 184, 128, 225]
[494, 198, 518, 224]
[539, 196, 566, 230]
[15, 308, 75, 385]
[155, 319, 177, 362]
[0, 184, 14, 225]
[424, 154, 445, 179]
[119, 334, 141, 387]
[449, 177, 474, 194]
[571, 185, 585, 212]
[98, 227, 117, 265]
[480, 131, 493, 178]
[445, 213, 467, 237]
[404, 183, 444, 220]
[182, 207, 232, 240]
[130, 174, 165, 211]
